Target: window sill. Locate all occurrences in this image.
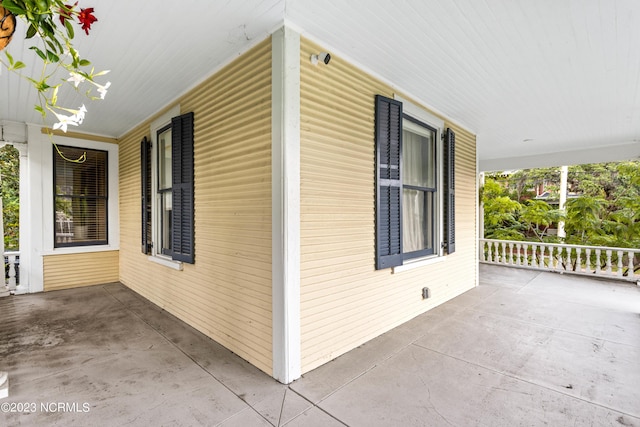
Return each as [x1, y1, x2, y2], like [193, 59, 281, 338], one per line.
[46, 245, 118, 256]
[392, 255, 446, 274]
[148, 255, 183, 271]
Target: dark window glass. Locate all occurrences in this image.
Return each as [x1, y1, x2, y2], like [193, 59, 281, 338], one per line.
[54, 146, 108, 247]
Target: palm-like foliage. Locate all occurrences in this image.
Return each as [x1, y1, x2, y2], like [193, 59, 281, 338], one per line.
[564, 196, 606, 245]
[519, 200, 564, 242]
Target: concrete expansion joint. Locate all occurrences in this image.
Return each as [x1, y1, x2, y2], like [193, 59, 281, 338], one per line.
[281, 386, 347, 426]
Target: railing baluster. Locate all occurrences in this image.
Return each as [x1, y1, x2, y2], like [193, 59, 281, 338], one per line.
[606, 250, 613, 275]
[7, 255, 16, 293]
[478, 240, 639, 282]
[617, 250, 624, 277]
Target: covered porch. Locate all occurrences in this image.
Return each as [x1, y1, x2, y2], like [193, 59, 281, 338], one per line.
[1, 264, 638, 426]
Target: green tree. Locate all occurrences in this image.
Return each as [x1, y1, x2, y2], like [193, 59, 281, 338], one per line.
[482, 179, 524, 240]
[484, 161, 640, 251]
[519, 199, 563, 242]
[0, 145, 20, 250]
[488, 168, 559, 202]
[601, 196, 640, 248]
[564, 196, 607, 245]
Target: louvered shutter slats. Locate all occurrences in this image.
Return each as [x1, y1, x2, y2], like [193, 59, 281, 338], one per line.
[171, 112, 195, 263]
[375, 95, 403, 269]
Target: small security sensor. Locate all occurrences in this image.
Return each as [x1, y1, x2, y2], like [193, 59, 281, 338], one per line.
[310, 52, 331, 65]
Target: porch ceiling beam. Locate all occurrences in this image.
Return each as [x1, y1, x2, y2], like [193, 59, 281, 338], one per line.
[480, 141, 640, 172]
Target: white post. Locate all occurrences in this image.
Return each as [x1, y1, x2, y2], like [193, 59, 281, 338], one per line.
[557, 165, 568, 239]
[15, 142, 28, 294]
[479, 172, 485, 239]
[0, 161, 6, 297]
[271, 26, 301, 384]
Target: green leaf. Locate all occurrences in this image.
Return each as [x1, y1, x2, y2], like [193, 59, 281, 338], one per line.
[46, 50, 59, 63]
[5, 51, 14, 66]
[30, 46, 47, 61]
[12, 61, 26, 70]
[26, 24, 38, 39]
[45, 39, 57, 52]
[36, 0, 49, 13]
[34, 105, 46, 118]
[65, 20, 75, 39]
[0, 0, 27, 16]
[79, 59, 91, 67]
[51, 86, 59, 105]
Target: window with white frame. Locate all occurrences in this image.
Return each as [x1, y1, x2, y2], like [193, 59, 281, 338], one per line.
[141, 111, 195, 264]
[402, 117, 438, 259]
[54, 145, 108, 247]
[375, 95, 455, 270]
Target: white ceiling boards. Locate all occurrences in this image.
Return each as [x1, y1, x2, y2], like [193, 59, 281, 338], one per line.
[2, 0, 639, 168]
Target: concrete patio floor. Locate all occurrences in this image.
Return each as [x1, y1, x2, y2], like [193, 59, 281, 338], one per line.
[1, 264, 639, 426]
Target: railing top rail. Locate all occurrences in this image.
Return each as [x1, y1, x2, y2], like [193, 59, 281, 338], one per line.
[480, 239, 640, 254]
[3, 250, 20, 256]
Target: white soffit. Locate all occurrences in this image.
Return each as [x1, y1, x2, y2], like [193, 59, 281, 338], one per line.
[1, 0, 639, 165]
[286, 0, 640, 164]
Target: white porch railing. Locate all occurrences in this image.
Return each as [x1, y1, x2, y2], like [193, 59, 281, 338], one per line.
[480, 239, 640, 283]
[1, 251, 19, 296]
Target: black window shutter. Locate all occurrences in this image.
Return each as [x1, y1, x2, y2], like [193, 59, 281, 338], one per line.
[375, 95, 403, 269]
[141, 136, 151, 254]
[171, 112, 195, 263]
[444, 127, 456, 254]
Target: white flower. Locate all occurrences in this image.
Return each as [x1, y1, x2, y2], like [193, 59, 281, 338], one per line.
[73, 105, 87, 125]
[67, 72, 86, 88]
[52, 112, 81, 133]
[97, 81, 111, 99]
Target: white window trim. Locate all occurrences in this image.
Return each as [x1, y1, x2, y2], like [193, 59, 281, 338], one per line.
[394, 94, 446, 260]
[148, 254, 183, 270]
[148, 105, 183, 270]
[392, 254, 446, 273]
[42, 134, 119, 255]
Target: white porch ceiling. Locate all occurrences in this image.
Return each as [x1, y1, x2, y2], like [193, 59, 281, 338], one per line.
[1, 0, 639, 170]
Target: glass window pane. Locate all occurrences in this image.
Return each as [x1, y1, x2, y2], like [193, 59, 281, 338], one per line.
[158, 128, 172, 190]
[54, 147, 107, 197]
[54, 145, 108, 247]
[402, 189, 434, 254]
[160, 191, 172, 255]
[403, 125, 435, 188]
[54, 197, 108, 245]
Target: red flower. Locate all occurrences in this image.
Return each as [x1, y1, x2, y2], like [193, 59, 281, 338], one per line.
[77, 7, 97, 35]
[58, 3, 78, 26]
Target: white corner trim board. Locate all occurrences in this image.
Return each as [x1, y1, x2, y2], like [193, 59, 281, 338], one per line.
[271, 26, 302, 384]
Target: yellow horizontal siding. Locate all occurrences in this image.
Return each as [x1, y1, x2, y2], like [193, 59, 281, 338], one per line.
[299, 37, 477, 373]
[118, 38, 273, 375]
[43, 251, 119, 291]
